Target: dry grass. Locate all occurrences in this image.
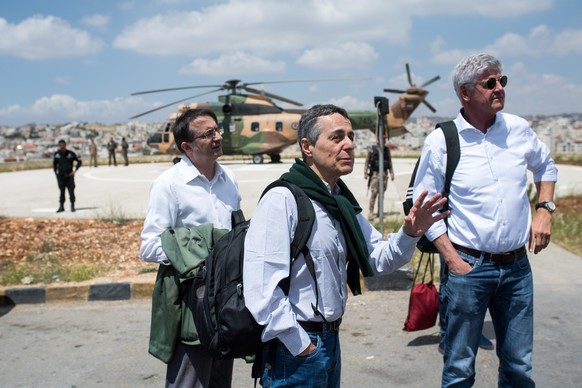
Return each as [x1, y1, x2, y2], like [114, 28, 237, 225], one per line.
[0, 218, 157, 286]
[1, 196, 580, 287]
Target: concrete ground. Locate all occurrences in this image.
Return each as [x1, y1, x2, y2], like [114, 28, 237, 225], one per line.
[1, 241, 581, 387]
[1, 158, 581, 386]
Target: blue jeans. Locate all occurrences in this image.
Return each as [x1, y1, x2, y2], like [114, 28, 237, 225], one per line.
[442, 249, 534, 388]
[439, 254, 448, 338]
[259, 327, 341, 388]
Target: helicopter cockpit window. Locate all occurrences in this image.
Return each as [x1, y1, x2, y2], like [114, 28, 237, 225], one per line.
[251, 122, 260, 132]
[276, 122, 283, 132]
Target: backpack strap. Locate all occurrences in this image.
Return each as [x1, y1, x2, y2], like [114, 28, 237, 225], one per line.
[230, 209, 246, 228]
[260, 180, 315, 262]
[403, 121, 459, 219]
[437, 120, 460, 211]
[259, 180, 316, 293]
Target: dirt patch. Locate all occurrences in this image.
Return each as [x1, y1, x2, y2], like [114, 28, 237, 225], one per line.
[1, 195, 580, 287]
[0, 218, 157, 286]
[557, 196, 582, 213]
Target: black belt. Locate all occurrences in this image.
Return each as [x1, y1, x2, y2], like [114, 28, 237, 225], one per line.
[298, 318, 342, 332]
[452, 243, 526, 265]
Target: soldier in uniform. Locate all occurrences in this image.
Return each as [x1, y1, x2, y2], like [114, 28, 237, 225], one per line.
[107, 137, 118, 166]
[53, 139, 82, 212]
[121, 137, 129, 166]
[89, 137, 98, 167]
[364, 137, 394, 219]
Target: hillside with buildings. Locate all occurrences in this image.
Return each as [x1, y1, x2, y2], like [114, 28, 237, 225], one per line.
[397, 114, 582, 153]
[1, 114, 581, 163]
[0, 121, 161, 162]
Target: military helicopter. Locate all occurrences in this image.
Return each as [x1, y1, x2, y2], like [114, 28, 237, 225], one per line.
[131, 64, 439, 164]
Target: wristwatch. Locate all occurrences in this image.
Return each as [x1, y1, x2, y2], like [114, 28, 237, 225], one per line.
[535, 201, 556, 213]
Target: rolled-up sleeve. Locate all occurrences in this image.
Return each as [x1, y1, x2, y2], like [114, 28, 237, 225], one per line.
[526, 127, 558, 183]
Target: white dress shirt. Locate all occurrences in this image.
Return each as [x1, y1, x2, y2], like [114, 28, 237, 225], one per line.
[243, 184, 418, 356]
[140, 156, 241, 263]
[413, 111, 558, 253]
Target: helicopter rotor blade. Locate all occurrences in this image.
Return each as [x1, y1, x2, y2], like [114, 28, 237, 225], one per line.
[129, 88, 223, 119]
[406, 63, 413, 86]
[244, 86, 303, 106]
[243, 77, 370, 88]
[422, 99, 437, 113]
[131, 84, 224, 96]
[421, 75, 441, 88]
[384, 88, 407, 94]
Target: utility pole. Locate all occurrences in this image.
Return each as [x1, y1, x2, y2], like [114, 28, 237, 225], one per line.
[374, 96, 389, 235]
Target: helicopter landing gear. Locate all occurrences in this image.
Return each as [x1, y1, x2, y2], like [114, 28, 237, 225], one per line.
[269, 154, 282, 163]
[252, 154, 264, 164]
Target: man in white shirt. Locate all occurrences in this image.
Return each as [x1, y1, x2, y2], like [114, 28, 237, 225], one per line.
[140, 109, 240, 388]
[243, 104, 449, 387]
[413, 53, 558, 387]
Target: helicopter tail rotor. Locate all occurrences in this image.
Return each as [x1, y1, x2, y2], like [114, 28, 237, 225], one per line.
[406, 63, 413, 86]
[421, 75, 440, 88]
[383, 63, 440, 113]
[422, 99, 437, 113]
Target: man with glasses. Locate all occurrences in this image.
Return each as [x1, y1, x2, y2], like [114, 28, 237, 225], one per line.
[140, 109, 240, 388]
[413, 53, 557, 387]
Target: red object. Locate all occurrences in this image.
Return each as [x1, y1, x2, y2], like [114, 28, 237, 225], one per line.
[403, 282, 438, 331]
[403, 253, 439, 331]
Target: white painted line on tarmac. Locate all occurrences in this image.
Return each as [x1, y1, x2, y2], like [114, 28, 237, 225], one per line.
[82, 170, 154, 183]
[32, 208, 61, 213]
[31, 208, 91, 213]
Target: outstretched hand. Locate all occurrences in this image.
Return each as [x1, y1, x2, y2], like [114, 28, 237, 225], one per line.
[402, 190, 449, 237]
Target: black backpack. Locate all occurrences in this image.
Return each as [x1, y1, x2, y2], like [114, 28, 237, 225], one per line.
[191, 180, 316, 360]
[402, 121, 460, 253]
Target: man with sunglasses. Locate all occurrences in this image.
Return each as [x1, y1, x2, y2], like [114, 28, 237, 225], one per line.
[413, 53, 557, 387]
[140, 109, 240, 388]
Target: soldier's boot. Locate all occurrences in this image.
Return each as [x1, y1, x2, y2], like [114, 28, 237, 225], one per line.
[71, 203, 76, 212]
[57, 204, 65, 213]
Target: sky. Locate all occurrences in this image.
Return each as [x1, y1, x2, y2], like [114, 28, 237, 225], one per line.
[1, 0, 581, 126]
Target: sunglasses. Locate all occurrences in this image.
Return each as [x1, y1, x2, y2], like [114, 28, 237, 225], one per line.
[479, 75, 508, 90]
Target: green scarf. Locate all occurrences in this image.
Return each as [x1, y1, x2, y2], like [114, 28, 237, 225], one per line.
[281, 159, 373, 295]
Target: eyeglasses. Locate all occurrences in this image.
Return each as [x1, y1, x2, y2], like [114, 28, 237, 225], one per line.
[192, 127, 224, 140]
[478, 75, 508, 90]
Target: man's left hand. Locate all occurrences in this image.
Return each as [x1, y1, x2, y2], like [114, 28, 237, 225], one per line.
[402, 190, 449, 237]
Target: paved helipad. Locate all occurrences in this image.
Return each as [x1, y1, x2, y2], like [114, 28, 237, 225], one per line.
[1, 158, 580, 220]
